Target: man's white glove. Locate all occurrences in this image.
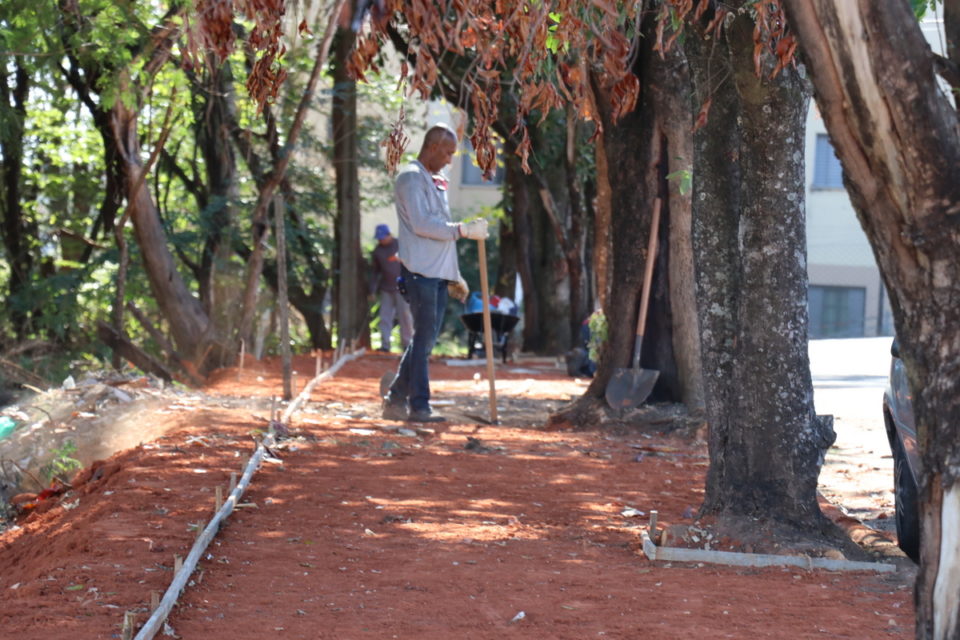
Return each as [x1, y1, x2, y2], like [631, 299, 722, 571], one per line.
[459, 219, 489, 240]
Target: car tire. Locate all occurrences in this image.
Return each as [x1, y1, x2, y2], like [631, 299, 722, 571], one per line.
[892, 432, 921, 563]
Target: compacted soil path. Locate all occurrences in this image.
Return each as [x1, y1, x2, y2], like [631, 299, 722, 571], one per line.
[0, 353, 915, 638]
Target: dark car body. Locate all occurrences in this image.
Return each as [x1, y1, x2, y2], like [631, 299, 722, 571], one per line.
[881, 338, 920, 562]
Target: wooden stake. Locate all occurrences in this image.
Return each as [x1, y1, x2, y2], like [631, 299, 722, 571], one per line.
[150, 591, 160, 612]
[649, 509, 659, 534]
[239, 339, 245, 375]
[276, 193, 293, 401]
[122, 611, 137, 640]
[215, 486, 223, 512]
[229, 472, 238, 492]
[477, 238, 499, 424]
[173, 555, 183, 575]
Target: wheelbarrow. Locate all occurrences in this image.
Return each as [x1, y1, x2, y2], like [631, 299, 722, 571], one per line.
[460, 311, 520, 363]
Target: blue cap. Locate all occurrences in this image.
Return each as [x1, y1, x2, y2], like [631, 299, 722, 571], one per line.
[375, 224, 391, 239]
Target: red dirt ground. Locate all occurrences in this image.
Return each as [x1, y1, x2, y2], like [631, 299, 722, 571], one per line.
[0, 353, 915, 638]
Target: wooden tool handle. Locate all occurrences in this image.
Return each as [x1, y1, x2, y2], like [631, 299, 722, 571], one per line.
[633, 198, 661, 368]
[477, 238, 499, 424]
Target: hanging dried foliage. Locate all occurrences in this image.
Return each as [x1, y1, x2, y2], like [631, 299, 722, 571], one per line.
[382, 103, 410, 175]
[656, 0, 796, 79]
[187, 0, 290, 112]
[358, 0, 643, 176]
[186, 0, 800, 173]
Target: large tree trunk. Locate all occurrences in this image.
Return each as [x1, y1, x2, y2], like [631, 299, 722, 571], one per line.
[552, 12, 699, 423]
[332, 28, 365, 347]
[783, 1, 960, 636]
[688, 8, 832, 528]
[0, 63, 35, 338]
[110, 99, 225, 371]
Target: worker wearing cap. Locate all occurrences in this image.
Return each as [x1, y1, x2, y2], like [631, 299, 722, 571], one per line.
[381, 124, 489, 423]
[370, 223, 413, 353]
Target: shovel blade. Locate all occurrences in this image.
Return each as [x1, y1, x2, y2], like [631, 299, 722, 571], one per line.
[604, 368, 659, 411]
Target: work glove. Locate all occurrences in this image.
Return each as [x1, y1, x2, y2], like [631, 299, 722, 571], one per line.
[448, 276, 469, 303]
[459, 219, 489, 240]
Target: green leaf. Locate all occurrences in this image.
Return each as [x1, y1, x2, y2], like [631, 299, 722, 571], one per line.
[666, 168, 693, 196]
[545, 34, 560, 54]
[911, 0, 936, 19]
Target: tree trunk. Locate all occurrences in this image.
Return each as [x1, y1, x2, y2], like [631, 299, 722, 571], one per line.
[529, 165, 571, 354]
[664, 110, 702, 411]
[196, 59, 241, 325]
[590, 97, 613, 312]
[562, 107, 590, 344]
[552, 12, 697, 424]
[110, 99, 224, 371]
[782, 1, 960, 635]
[505, 154, 542, 352]
[688, 8, 832, 528]
[493, 213, 518, 299]
[332, 28, 364, 347]
[0, 63, 35, 338]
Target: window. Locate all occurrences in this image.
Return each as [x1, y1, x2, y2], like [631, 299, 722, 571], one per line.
[809, 285, 866, 338]
[813, 134, 844, 189]
[461, 141, 505, 186]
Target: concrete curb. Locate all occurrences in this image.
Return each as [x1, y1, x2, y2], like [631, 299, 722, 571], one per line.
[641, 531, 897, 573]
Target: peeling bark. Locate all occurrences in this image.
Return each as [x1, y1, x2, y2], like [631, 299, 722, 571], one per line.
[783, 1, 960, 635]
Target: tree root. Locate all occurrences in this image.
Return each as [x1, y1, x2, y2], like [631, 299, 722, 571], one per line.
[548, 393, 705, 437]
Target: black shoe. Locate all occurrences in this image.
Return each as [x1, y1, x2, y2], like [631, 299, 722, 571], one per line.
[407, 408, 446, 423]
[381, 398, 407, 421]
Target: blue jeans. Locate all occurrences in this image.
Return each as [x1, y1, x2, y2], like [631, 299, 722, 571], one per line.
[387, 266, 448, 412]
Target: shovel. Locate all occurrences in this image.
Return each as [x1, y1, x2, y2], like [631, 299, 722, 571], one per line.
[605, 197, 661, 411]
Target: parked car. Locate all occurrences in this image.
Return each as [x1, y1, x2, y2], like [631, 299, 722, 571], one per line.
[882, 338, 920, 562]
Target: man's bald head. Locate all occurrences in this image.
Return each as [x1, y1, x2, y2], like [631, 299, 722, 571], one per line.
[422, 125, 457, 150]
[418, 125, 459, 173]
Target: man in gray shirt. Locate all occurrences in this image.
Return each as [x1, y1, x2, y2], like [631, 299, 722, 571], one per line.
[382, 125, 488, 422]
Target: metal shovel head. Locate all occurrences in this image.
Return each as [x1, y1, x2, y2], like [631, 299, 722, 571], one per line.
[604, 367, 659, 411]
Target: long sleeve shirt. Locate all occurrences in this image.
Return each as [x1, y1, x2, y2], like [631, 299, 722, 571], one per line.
[370, 238, 403, 293]
[394, 160, 461, 282]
